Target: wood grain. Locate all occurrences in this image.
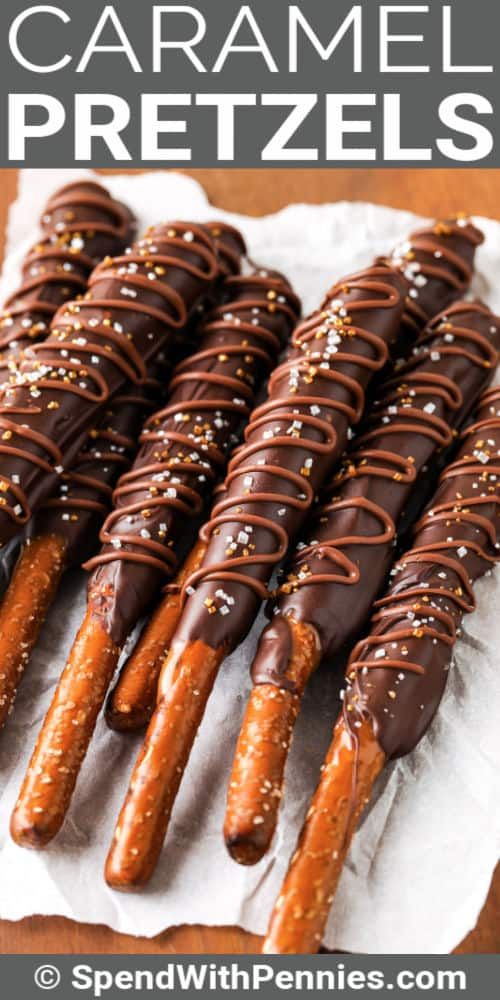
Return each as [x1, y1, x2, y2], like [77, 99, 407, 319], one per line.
[0, 167, 498, 955]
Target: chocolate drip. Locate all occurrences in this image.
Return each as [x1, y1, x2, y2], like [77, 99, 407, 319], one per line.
[173, 266, 409, 655]
[0, 181, 136, 380]
[0, 222, 220, 546]
[31, 224, 246, 568]
[383, 216, 483, 347]
[343, 383, 500, 758]
[85, 269, 301, 645]
[252, 302, 500, 684]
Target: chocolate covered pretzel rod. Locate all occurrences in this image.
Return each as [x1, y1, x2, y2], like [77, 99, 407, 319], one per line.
[10, 261, 299, 849]
[262, 382, 500, 953]
[101, 262, 413, 889]
[225, 300, 500, 863]
[0, 181, 136, 380]
[0, 221, 220, 548]
[104, 215, 484, 734]
[84, 268, 300, 638]
[105, 266, 300, 729]
[0, 223, 245, 731]
[0, 375, 165, 731]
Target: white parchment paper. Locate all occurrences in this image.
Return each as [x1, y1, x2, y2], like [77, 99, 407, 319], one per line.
[0, 169, 499, 954]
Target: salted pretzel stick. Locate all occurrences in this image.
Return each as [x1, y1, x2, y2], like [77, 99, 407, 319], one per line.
[0, 534, 67, 723]
[104, 215, 483, 735]
[262, 383, 500, 952]
[0, 180, 136, 380]
[0, 220, 219, 550]
[11, 261, 298, 848]
[226, 617, 320, 864]
[225, 298, 500, 862]
[11, 609, 120, 847]
[105, 539, 207, 731]
[263, 717, 385, 953]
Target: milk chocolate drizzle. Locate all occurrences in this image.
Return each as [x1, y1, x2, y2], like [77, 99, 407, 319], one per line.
[0, 181, 136, 380]
[344, 383, 500, 759]
[85, 267, 300, 644]
[171, 266, 409, 654]
[251, 302, 500, 683]
[31, 224, 246, 567]
[170, 218, 484, 659]
[0, 222, 220, 545]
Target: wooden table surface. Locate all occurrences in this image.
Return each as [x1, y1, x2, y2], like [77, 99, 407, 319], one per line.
[0, 167, 499, 954]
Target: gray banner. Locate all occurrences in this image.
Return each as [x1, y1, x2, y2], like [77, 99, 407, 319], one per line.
[0, 0, 498, 167]
[2, 954, 500, 999]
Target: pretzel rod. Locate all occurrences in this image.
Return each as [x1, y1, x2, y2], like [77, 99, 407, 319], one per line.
[262, 382, 500, 953]
[0, 534, 67, 728]
[0, 220, 220, 548]
[225, 618, 320, 864]
[263, 717, 385, 954]
[85, 265, 298, 739]
[0, 372, 166, 728]
[0, 180, 136, 380]
[11, 609, 120, 847]
[225, 297, 500, 862]
[11, 253, 301, 847]
[105, 638, 224, 888]
[105, 539, 207, 731]
[104, 215, 483, 735]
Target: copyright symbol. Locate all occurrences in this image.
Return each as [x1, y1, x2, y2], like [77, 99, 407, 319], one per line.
[34, 965, 61, 990]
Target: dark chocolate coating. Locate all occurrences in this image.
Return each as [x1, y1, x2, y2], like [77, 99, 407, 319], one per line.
[168, 216, 483, 659]
[344, 383, 500, 758]
[0, 181, 136, 380]
[32, 376, 165, 567]
[0, 222, 220, 546]
[174, 265, 409, 654]
[252, 301, 500, 682]
[31, 224, 246, 568]
[85, 268, 301, 645]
